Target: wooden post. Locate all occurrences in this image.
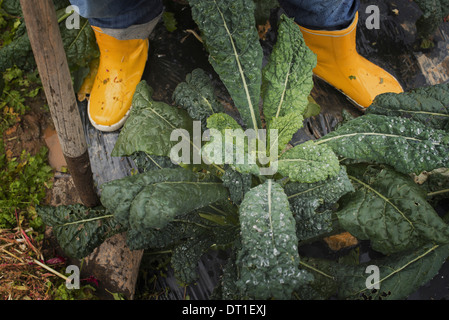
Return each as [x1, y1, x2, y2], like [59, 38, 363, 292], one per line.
[20, 0, 99, 207]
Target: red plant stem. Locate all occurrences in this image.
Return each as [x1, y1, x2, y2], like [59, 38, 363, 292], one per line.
[15, 209, 40, 256]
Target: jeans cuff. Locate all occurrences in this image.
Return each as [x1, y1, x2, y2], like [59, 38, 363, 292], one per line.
[96, 12, 163, 40]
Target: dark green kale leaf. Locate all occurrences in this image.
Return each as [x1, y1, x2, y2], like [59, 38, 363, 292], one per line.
[336, 164, 449, 254]
[188, 0, 263, 131]
[37, 204, 123, 259]
[172, 68, 224, 129]
[367, 82, 449, 130]
[236, 180, 313, 299]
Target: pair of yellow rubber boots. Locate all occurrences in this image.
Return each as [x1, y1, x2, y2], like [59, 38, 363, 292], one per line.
[87, 13, 403, 132]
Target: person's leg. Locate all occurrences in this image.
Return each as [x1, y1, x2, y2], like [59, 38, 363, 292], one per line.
[279, 0, 403, 109]
[278, 0, 359, 30]
[69, 0, 163, 39]
[69, 0, 163, 131]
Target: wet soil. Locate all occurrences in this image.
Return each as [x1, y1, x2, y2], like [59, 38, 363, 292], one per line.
[3, 90, 50, 160]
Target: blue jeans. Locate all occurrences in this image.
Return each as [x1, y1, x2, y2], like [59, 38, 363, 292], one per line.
[69, 0, 163, 29]
[70, 0, 358, 30]
[279, 0, 359, 30]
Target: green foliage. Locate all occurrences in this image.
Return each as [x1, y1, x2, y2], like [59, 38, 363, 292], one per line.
[37, 1, 449, 300]
[0, 147, 53, 228]
[413, 0, 449, 41]
[0, 66, 41, 130]
[221, 166, 252, 205]
[188, 0, 263, 131]
[303, 243, 449, 300]
[367, 82, 449, 130]
[261, 14, 316, 127]
[336, 164, 449, 255]
[284, 166, 355, 241]
[100, 168, 229, 231]
[112, 81, 193, 158]
[37, 204, 124, 259]
[51, 282, 98, 300]
[277, 140, 340, 183]
[130, 152, 178, 172]
[162, 11, 177, 33]
[0, 0, 99, 89]
[236, 180, 313, 299]
[317, 113, 449, 175]
[171, 235, 214, 285]
[173, 68, 224, 128]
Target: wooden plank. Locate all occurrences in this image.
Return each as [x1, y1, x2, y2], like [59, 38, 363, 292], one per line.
[414, 27, 449, 85]
[19, 0, 99, 207]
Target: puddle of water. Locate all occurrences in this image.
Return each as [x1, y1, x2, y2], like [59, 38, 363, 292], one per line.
[43, 126, 67, 171]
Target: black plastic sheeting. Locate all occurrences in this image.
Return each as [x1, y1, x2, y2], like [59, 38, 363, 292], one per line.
[78, 0, 449, 300]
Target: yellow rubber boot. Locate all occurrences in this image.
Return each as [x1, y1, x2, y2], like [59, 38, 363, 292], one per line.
[298, 12, 403, 109]
[88, 26, 149, 132]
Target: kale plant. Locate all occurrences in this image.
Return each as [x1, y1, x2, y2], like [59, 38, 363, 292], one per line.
[413, 0, 449, 47]
[38, 0, 449, 300]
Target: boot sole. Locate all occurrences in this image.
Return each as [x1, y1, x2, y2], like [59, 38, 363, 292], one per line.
[87, 98, 133, 132]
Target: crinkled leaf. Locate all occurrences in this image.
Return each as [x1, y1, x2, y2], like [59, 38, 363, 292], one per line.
[413, 0, 449, 39]
[0, 31, 35, 72]
[262, 15, 316, 152]
[2, 0, 23, 15]
[317, 114, 449, 175]
[268, 113, 303, 153]
[125, 211, 209, 250]
[299, 243, 449, 300]
[221, 166, 252, 205]
[367, 82, 449, 130]
[112, 81, 193, 158]
[338, 243, 449, 300]
[130, 152, 178, 172]
[129, 179, 228, 230]
[284, 166, 354, 210]
[277, 140, 340, 183]
[101, 168, 228, 231]
[188, 0, 263, 131]
[172, 68, 223, 127]
[60, 15, 100, 72]
[37, 204, 123, 259]
[262, 14, 316, 125]
[236, 180, 313, 299]
[284, 166, 355, 241]
[211, 240, 242, 300]
[419, 169, 449, 204]
[203, 113, 263, 176]
[100, 168, 197, 228]
[171, 235, 215, 285]
[336, 164, 449, 254]
[296, 257, 339, 300]
[206, 112, 242, 132]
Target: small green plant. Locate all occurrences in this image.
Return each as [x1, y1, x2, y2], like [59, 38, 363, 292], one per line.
[413, 0, 449, 48]
[0, 66, 41, 130]
[49, 281, 98, 300]
[0, 0, 100, 91]
[0, 145, 53, 229]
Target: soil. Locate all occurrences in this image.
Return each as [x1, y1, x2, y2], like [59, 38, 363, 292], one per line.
[2, 87, 78, 207]
[3, 90, 50, 160]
